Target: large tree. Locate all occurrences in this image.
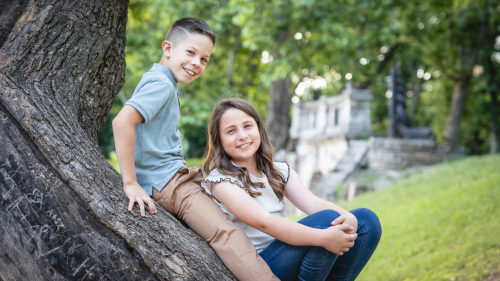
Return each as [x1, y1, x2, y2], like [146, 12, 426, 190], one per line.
[0, 0, 236, 280]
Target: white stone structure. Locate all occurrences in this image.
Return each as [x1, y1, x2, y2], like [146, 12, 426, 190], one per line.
[287, 83, 373, 197]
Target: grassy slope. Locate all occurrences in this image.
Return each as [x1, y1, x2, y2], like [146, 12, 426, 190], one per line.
[108, 154, 499, 279]
[336, 155, 500, 281]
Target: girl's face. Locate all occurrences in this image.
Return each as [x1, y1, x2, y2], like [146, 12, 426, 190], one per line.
[219, 108, 261, 164]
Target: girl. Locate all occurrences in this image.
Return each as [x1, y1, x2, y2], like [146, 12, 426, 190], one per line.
[201, 98, 381, 281]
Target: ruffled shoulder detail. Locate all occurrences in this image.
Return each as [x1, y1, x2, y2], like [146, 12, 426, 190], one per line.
[273, 161, 290, 183]
[200, 169, 251, 196]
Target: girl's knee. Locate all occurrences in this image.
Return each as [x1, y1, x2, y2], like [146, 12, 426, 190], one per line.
[298, 209, 342, 229]
[317, 209, 341, 218]
[351, 208, 382, 235]
[351, 208, 377, 221]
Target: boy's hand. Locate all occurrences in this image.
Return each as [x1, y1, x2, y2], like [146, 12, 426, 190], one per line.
[331, 213, 358, 234]
[123, 182, 157, 217]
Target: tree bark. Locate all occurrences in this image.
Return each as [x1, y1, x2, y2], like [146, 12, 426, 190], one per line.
[409, 82, 422, 118]
[0, 0, 236, 280]
[225, 30, 241, 89]
[489, 90, 499, 154]
[444, 78, 471, 153]
[265, 76, 291, 149]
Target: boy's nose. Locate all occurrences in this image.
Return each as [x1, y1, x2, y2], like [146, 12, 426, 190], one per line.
[191, 58, 200, 66]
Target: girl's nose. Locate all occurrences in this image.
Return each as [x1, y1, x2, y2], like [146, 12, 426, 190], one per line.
[237, 129, 248, 139]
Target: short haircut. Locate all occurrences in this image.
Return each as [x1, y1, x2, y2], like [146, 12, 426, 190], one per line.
[165, 17, 216, 46]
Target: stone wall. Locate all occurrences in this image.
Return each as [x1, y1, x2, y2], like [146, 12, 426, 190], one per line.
[369, 137, 449, 169]
[290, 83, 372, 142]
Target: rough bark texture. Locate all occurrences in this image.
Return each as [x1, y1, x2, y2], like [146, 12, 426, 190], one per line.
[0, 0, 236, 280]
[265, 28, 290, 150]
[444, 78, 471, 153]
[265, 76, 291, 149]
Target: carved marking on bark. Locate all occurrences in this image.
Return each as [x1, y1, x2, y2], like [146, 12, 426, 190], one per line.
[0, 103, 158, 280]
[0, 0, 237, 279]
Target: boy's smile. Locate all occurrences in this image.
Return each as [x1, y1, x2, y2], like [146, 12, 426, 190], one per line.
[161, 32, 213, 85]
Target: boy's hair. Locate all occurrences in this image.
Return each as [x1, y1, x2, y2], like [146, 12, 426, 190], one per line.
[165, 17, 216, 45]
[204, 98, 286, 201]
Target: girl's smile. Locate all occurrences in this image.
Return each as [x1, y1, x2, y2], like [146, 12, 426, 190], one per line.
[237, 142, 252, 149]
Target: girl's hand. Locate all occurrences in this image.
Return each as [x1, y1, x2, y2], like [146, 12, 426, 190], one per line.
[331, 213, 358, 234]
[321, 224, 358, 255]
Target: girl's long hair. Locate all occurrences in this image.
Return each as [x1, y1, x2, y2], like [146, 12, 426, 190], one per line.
[204, 98, 286, 201]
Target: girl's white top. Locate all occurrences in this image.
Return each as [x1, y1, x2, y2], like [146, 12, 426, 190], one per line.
[200, 162, 290, 253]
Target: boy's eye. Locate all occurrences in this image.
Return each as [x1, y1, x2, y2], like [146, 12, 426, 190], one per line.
[202, 58, 208, 63]
[187, 50, 194, 55]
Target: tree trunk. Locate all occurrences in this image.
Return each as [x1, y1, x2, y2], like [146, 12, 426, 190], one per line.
[489, 90, 499, 154]
[0, 1, 236, 280]
[225, 30, 241, 89]
[487, 54, 500, 154]
[444, 78, 471, 153]
[409, 83, 422, 118]
[265, 76, 291, 149]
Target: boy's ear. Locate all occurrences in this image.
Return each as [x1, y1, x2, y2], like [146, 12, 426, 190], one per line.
[162, 40, 173, 59]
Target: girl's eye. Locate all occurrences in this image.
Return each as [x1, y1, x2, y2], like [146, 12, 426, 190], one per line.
[227, 129, 235, 134]
[245, 124, 252, 128]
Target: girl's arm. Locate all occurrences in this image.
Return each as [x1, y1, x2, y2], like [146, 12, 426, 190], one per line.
[284, 169, 358, 234]
[212, 181, 356, 255]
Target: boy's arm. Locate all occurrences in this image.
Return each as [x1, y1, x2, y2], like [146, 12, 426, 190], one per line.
[112, 105, 157, 217]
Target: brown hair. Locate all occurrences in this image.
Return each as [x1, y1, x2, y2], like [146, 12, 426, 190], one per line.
[204, 98, 286, 201]
[166, 17, 216, 45]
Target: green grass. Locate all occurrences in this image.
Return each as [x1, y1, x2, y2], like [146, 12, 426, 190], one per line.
[333, 155, 500, 281]
[107, 153, 500, 280]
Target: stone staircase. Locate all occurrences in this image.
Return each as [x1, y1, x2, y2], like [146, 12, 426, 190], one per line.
[315, 140, 370, 199]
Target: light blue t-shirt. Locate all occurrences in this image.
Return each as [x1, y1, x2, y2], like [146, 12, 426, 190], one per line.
[125, 63, 187, 195]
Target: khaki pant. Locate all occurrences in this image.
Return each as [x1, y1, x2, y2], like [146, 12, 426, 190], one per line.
[152, 167, 279, 281]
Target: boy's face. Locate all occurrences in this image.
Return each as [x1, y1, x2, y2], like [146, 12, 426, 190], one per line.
[163, 33, 213, 85]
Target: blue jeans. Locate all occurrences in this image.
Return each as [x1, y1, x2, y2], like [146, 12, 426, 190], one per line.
[259, 208, 382, 281]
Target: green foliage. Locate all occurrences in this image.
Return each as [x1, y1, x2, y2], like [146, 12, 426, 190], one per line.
[98, 103, 122, 158]
[106, 151, 120, 173]
[337, 155, 500, 280]
[185, 158, 205, 168]
[106, 154, 204, 174]
[97, 0, 500, 157]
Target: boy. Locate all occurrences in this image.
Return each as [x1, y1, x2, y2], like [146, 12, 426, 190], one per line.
[112, 18, 278, 281]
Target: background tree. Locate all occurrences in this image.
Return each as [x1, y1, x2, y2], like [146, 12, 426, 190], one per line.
[400, 0, 499, 152]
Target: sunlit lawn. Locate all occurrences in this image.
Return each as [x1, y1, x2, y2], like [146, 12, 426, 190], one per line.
[332, 155, 500, 281]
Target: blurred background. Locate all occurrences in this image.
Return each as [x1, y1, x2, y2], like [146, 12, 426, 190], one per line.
[97, 1, 500, 280]
[99, 0, 500, 162]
